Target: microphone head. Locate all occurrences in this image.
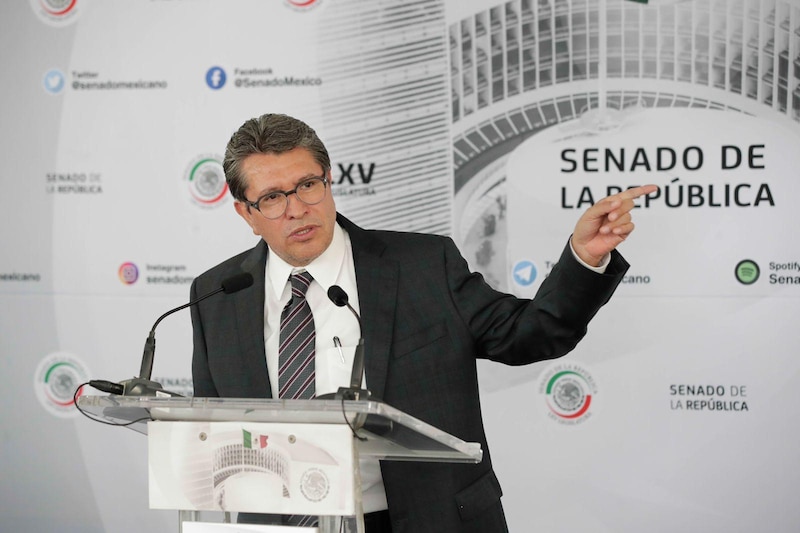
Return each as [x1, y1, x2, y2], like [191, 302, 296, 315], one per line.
[327, 285, 349, 307]
[221, 272, 254, 294]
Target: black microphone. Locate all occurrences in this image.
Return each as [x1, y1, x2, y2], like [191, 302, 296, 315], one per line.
[120, 272, 254, 397]
[323, 285, 370, 401]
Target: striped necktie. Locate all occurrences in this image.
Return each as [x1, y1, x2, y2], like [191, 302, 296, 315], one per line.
[278, 271, 316, 399]
[278, 273, 319, 526]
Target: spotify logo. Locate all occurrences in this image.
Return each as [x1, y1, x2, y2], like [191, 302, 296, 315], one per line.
[735, 259, 760, 285]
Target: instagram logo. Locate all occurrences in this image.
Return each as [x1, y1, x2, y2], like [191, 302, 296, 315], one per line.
[118, 262, 139, 284]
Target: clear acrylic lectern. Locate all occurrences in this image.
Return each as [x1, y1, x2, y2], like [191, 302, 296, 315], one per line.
[78, 395, 482, 533]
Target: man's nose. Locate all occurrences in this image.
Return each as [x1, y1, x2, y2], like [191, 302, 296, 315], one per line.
[284, 192, 308, 217]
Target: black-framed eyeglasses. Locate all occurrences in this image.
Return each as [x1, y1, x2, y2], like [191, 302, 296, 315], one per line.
[243, 176, 328, 219]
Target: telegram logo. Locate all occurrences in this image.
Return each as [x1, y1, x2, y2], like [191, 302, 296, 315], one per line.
[512, 260, 537, 287]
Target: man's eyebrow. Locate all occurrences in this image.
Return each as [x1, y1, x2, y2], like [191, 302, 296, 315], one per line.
[254, 172, 323, 196]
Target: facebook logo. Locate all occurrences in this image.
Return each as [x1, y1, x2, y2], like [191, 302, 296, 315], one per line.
[205, 66, 226, 89]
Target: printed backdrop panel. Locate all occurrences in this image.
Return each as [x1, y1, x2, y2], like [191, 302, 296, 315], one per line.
[2, 0, 800, 531]
[505, 107, 797, 298]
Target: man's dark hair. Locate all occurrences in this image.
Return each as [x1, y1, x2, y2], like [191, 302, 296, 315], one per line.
[223, 113, 331, 201]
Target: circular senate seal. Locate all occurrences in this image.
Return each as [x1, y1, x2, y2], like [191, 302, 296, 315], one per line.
[285, 0, 324, 10]
[34, 352, 90, 418]
[300, 468, 330, 502]
[540, 363, 597, 424]
[184, 155, 228, 207]
[30, 0, 82, 26]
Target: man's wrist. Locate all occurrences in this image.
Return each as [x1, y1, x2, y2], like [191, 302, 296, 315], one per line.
[569, 238, 610, 273]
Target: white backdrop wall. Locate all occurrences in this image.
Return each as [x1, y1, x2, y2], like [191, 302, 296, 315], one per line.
[2, 0, 799, 531]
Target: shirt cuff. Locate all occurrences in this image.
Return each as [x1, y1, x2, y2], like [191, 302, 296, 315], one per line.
[569, 238, 610, 274]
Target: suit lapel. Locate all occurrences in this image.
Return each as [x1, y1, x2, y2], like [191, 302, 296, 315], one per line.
[339, 215, 398, 401]
[233, 240, 273, 398]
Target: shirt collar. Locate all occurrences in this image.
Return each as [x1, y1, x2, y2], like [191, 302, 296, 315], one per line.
[267, 222, 346, 300]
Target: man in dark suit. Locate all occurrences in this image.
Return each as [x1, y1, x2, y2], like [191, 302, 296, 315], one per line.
[191, 113, 657, 532]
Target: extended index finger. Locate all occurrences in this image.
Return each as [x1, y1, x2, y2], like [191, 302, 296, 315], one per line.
[618, 184, 659, 200]
[600, 184, 660, 222]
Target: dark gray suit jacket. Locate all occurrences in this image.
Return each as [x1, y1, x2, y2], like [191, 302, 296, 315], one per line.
[190, 213, 628, 532]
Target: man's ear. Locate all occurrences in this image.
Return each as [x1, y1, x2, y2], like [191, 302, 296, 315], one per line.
[233, 201, 259, 235]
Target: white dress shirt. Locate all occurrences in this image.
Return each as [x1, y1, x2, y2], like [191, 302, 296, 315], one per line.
[263, 223, 388, 513]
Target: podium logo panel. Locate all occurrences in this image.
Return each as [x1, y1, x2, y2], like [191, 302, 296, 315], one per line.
[149, 422, 355, 516]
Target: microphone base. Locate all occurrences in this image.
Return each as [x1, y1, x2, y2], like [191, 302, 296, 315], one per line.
[316, 387, 372, 401]
[121, 378, 183, 397]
